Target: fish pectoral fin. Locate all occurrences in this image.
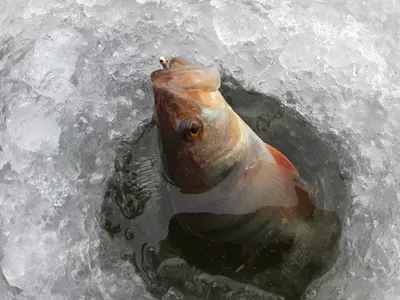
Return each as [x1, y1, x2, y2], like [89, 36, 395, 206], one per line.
[238, 159, 315, 225]
[239, 160, 298, 208]
[263, 144, 315, 220]
[265, 144, 298, 175]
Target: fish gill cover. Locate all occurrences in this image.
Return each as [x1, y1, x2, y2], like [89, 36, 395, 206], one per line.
[0, 0, 399, 300]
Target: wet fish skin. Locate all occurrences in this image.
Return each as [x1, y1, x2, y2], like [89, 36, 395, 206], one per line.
[151, 56, 315, 236]
[150, 57, 341, 300]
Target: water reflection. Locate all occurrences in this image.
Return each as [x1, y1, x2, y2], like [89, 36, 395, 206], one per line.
[101, 76, 352, 300]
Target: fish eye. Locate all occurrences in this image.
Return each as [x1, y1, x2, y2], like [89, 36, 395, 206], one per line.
[189, 121, 199, 136]
[180, 118, 202, 142]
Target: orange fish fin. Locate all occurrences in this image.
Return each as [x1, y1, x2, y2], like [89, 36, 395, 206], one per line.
[264, 143, 316, 224]
[265, 144, 298, 175]
[238, 160, 298, 210]
[294, 180, 315, 216]
[238, 158, 315, 227]
[274, 171, 316, 227]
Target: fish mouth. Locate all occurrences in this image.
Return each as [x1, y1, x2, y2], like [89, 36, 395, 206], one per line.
[150, 56, 221, 92]
[150, 56, 192, 83]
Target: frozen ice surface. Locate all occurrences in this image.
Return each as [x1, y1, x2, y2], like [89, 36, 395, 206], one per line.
[0, 0, 399, 299]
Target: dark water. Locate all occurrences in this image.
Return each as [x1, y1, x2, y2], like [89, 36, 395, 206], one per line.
[100, 75, 354, 300]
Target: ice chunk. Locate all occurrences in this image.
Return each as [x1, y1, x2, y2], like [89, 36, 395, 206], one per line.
[6, 98, 60, 154]
[212, 2, 263, 46]
[12, 28, 85, 102]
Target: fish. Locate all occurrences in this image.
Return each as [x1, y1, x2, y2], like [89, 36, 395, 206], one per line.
[151, 56, 315, 235]
[149, 56, 341, 299]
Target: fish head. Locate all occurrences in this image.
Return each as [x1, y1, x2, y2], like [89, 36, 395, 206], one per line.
[151, 57, 243, 193]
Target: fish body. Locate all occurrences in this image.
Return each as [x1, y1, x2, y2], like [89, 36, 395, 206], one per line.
[149, 56, 341, 300]
[151, 57, 315, 241]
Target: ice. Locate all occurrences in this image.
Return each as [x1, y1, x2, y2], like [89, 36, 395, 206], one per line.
[212, 2, 264, 46]
[0, 0, 400, 299]
[14, 29, 85, 102]
[6, 97, 61, 154]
